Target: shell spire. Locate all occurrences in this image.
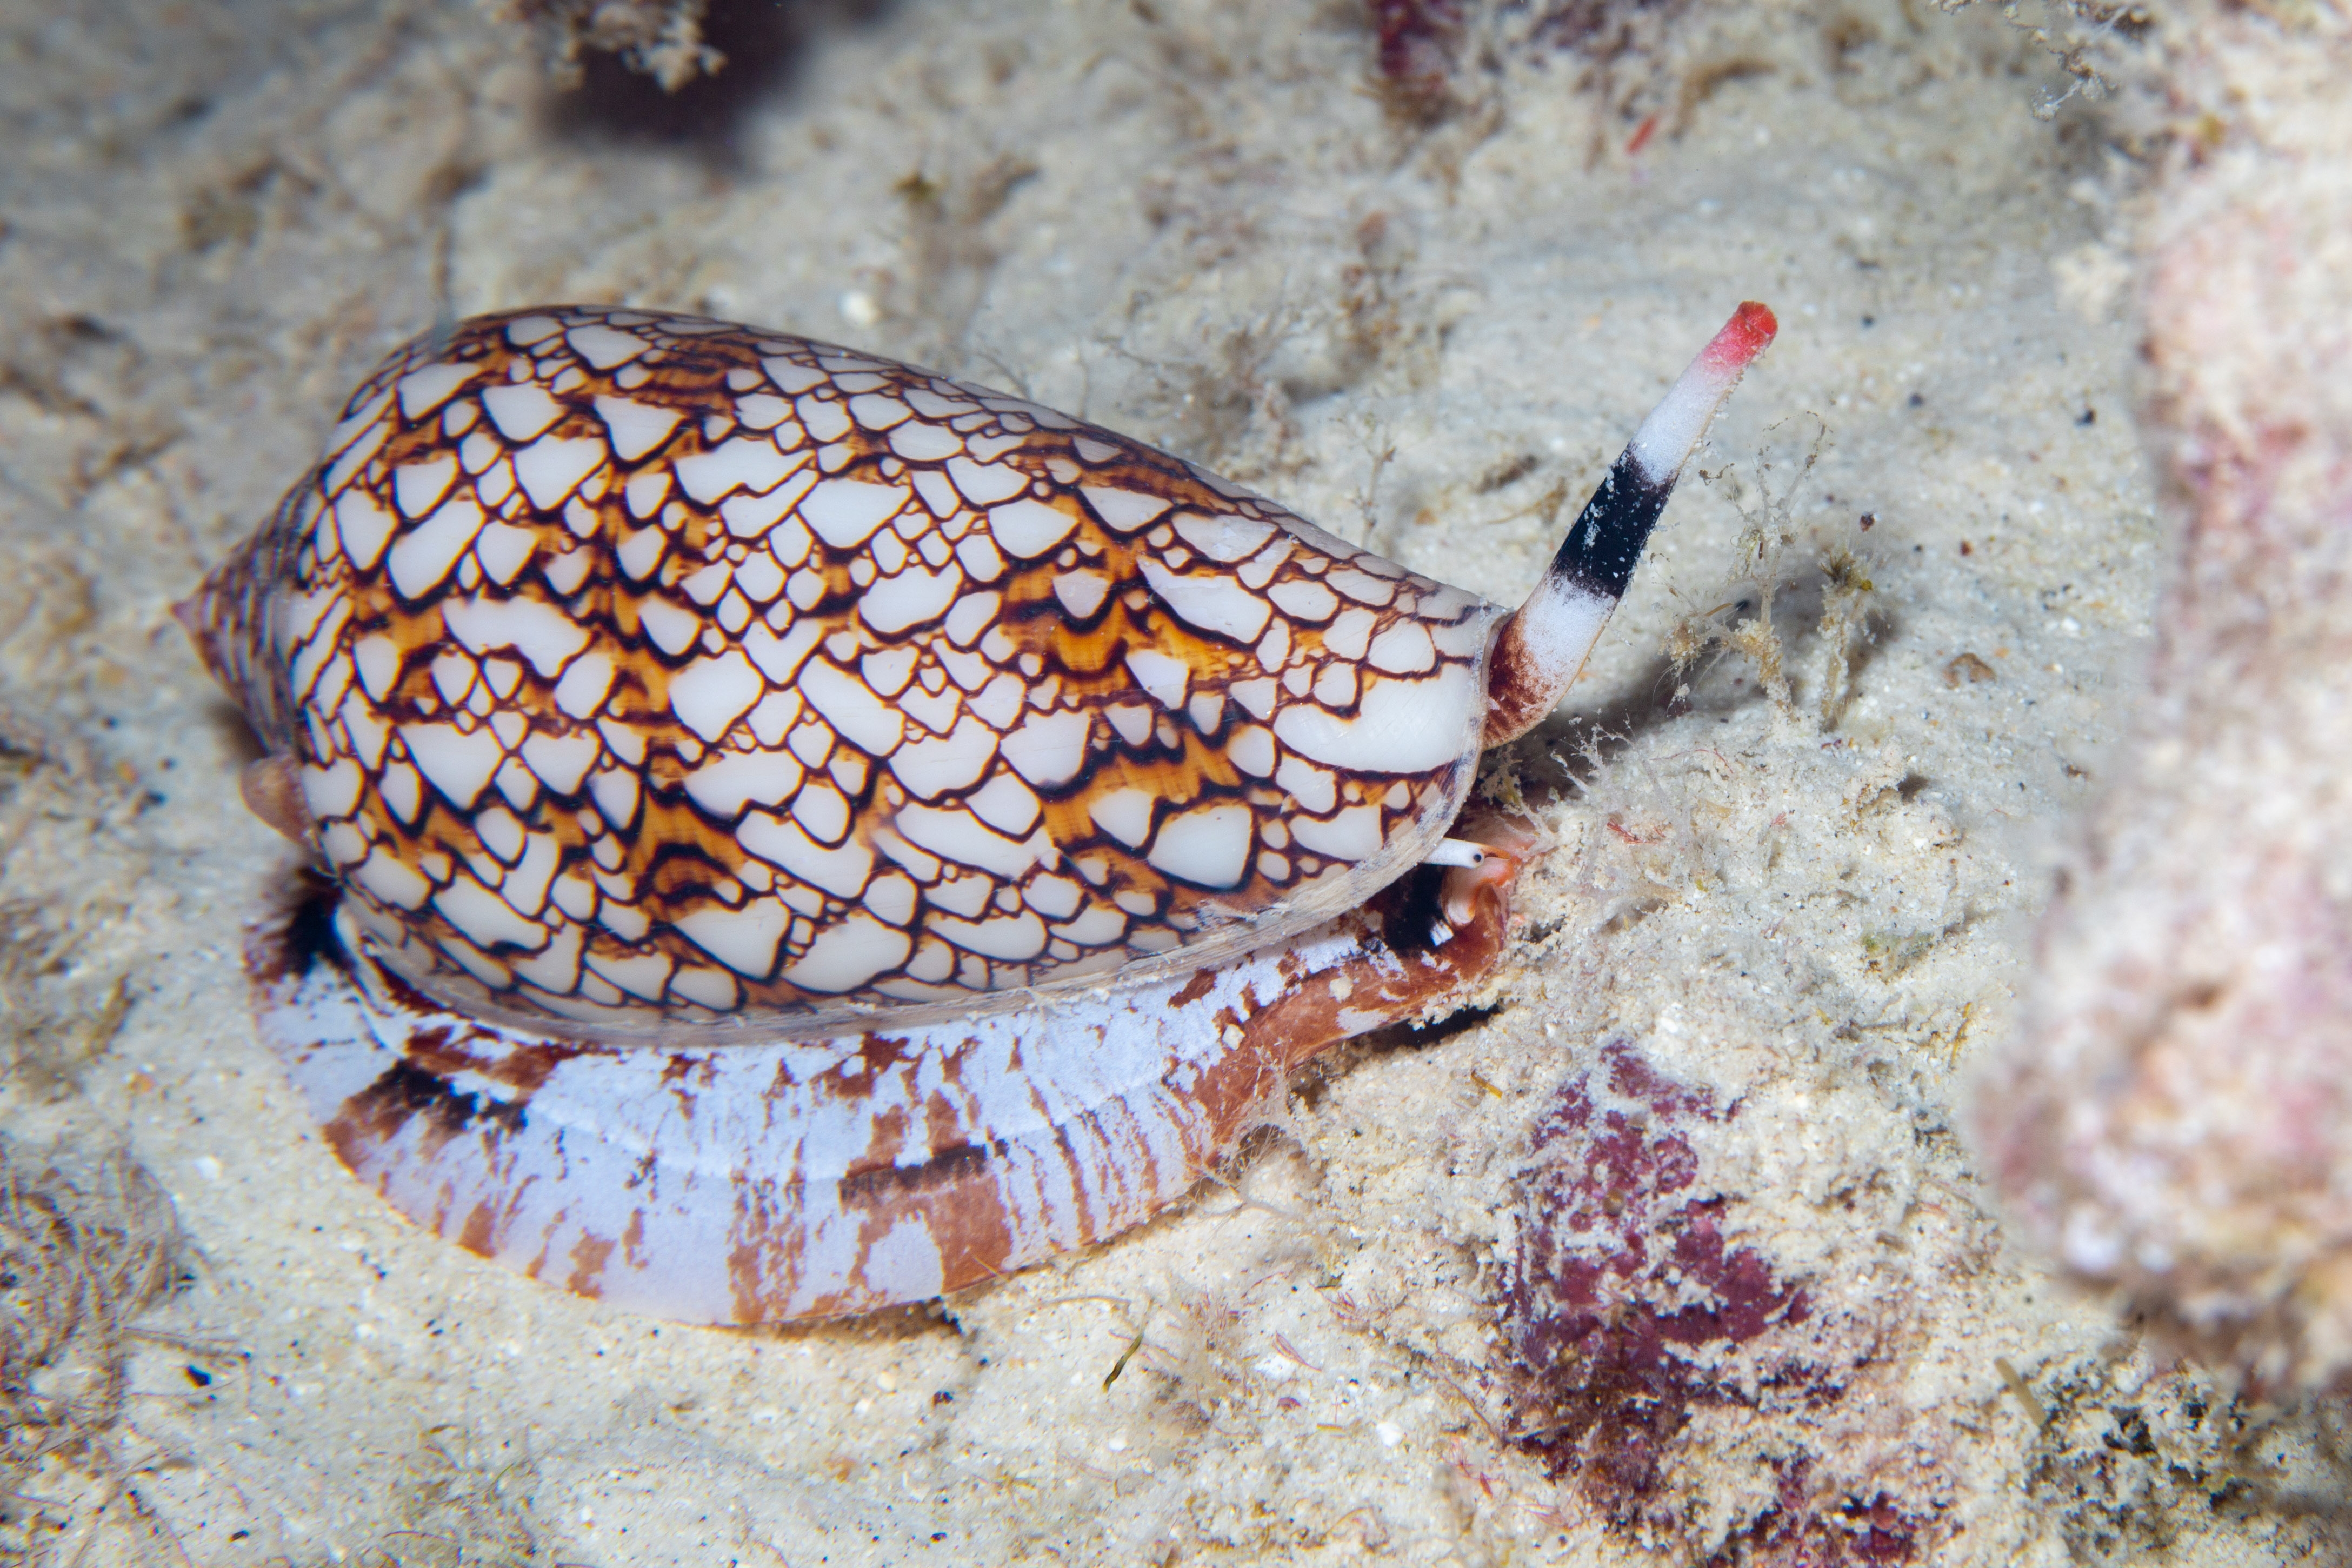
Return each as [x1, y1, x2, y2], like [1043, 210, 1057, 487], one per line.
[1481, 301, 1778, 745]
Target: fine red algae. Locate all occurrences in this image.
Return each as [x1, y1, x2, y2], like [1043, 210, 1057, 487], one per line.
[1369, 0, 1706, 121]
[1370, 0, 1465, 113]
[1497, 1039, 1931, 1561]
[1501, 1039, 1807, 1512]
[1710, 1458, 1920, 1567]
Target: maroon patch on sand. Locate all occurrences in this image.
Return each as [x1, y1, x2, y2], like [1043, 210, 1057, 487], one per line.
[1498, 1039, 1928, 1561]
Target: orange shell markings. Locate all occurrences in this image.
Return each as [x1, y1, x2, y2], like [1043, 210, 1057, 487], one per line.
[198, 308, 1506, 1041]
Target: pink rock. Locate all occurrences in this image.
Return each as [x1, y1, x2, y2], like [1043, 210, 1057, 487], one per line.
[1976, 9, 2352, 1393]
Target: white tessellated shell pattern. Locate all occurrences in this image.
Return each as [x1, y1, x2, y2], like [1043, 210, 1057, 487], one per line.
[190, 307, 1508, 1042]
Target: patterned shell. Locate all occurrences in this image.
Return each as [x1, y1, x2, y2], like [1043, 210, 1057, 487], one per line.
[191, 307, 1508, 1041]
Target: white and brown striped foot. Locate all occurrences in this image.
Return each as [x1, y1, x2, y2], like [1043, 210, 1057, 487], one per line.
[253, 831, 1525, 1323]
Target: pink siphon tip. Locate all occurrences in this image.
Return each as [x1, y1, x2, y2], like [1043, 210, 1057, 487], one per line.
[1702, 301, 1779, 373]
[1628, 301, 1781, 484]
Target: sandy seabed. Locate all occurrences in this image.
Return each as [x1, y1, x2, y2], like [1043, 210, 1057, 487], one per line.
[2, 0, 2343, 1562]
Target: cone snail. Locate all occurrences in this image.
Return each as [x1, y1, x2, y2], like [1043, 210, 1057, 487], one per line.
[182, 301, 1776, 1323]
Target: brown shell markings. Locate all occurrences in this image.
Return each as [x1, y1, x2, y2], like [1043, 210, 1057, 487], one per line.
[183, 307, 1505, 1043]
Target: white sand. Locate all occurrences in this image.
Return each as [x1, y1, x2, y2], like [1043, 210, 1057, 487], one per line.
[2, 0, 2338, 1560]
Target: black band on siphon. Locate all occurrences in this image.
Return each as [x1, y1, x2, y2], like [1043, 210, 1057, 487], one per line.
[1547, 452, 1675, 601]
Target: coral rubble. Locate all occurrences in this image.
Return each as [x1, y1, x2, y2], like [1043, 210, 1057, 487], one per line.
[1978, 0, 2352, 1395]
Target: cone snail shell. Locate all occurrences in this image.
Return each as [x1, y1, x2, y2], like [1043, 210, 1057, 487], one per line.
[183, 302, 1775, 1323]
